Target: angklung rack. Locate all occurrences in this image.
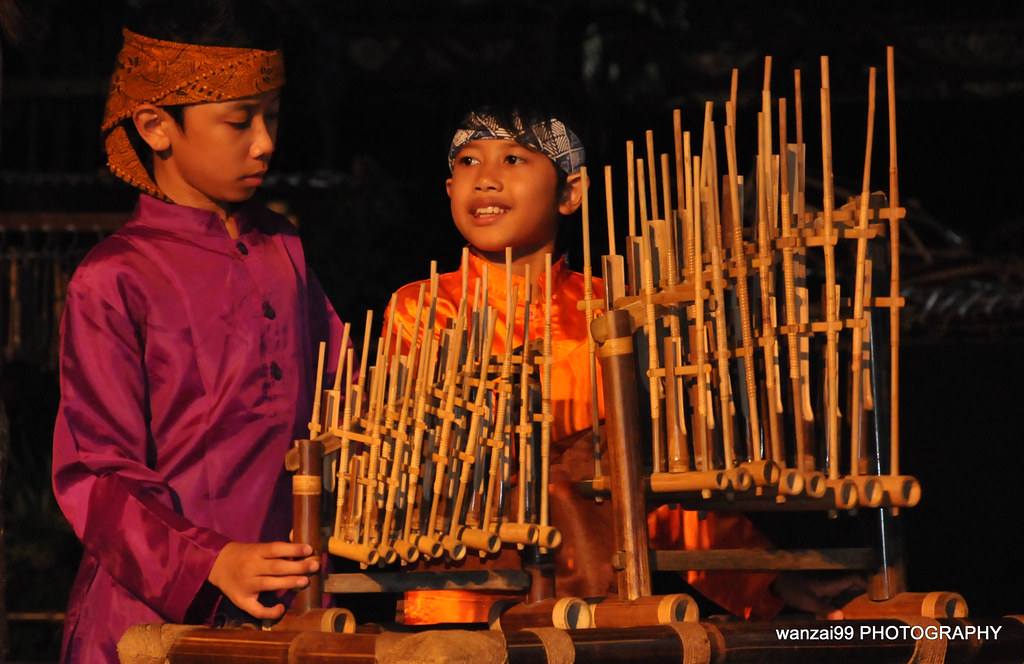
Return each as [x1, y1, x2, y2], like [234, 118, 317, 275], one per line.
[117, 47, 1024, 664]
[581, 47, 918, 610]
[285, 245, 564, 608]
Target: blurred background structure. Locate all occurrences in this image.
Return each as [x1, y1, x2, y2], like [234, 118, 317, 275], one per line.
[2, 1, 1023, 660]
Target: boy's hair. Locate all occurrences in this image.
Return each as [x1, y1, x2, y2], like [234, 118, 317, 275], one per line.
[123, 0, 283, 51]
[104, 0, 285, 199]
[447, 106, 586, 196]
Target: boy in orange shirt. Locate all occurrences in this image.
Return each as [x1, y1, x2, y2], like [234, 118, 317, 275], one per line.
[387, 107, 846, 625]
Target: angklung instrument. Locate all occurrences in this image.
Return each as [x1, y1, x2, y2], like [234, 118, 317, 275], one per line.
[117, 47, 1024, 664]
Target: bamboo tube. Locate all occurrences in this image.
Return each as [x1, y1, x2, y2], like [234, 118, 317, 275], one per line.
[645, 130, 659, 221]
[673, 110, 688, 251]
[326, 537, 379, 566]
[425, 299, 469, 559]
[849, 66, 878, 477]
[449, 310, 498, 542]
[360, 297, 397, 550]
[594, 308, 651, 600]
[756, 88, 784, 465]
[332, 348, 356, 539]
[723, 120, 761, 461]
[401, 332, 438, 548]
[580, 167, 605, 481]
[886, 46, 902, 476]
[307, 341, 327, 438]
[640, 243, 665, 472]
[603, 165, 626, 307]
[539, 254, 554, 545]
[515, 264, 532, 537]
[840, 591, 968, 619]
[380, 287, 427, 556]
[777, 97, 812, 475]
[699, 125, 736, 470]
[272, 608, 357, 634]
[663, 337, 690, 472]
[626, 140, 638, 295]
[793, 70, 816, 443]
[490, 597, 593, 632]
[648, 470, 729, 493]
[820, 56, 842, 479]
[687, 142, 713, 467]
[292, 437, 324, 612]
[589, 594, 699, 628]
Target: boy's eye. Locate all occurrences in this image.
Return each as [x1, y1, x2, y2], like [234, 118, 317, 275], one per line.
[458, 155, 479, 166]
[505, 154, 525, 165]
[228, 118, 253, 129]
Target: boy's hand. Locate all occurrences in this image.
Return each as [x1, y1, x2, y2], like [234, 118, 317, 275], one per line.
[209, 541, 320, 620]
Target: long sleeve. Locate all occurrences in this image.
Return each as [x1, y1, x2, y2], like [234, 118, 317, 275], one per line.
[53, 268, 230, 621]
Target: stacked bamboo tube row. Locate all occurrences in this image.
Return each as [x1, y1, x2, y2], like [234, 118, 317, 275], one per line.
[583, 48, 917, 511]
[292, 248, 561, 566]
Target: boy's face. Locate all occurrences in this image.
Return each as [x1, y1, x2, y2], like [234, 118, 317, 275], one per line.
[446, 138, 574, 257]
[149, 89, 281, 216]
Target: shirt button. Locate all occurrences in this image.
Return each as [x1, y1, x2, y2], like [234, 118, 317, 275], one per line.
[270, 362, 283, 380]
[236, 241, 248, 255]
[263, 302, 276, 319]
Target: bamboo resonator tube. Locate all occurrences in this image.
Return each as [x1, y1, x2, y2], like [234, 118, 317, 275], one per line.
[593, 308, 651, 600]
[292, 437, 324, 613]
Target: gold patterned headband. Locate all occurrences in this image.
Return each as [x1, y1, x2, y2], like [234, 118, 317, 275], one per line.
[102, 28, 286, 199]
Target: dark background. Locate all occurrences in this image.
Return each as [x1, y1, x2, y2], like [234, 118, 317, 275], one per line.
[2, 1, 1023, 661]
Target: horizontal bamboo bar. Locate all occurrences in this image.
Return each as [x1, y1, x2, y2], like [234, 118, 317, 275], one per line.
[651, 547, 876, 572]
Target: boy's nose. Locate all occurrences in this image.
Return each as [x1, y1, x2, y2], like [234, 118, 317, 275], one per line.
[250, 120, 276, 159]
[474, 170, 502, 191]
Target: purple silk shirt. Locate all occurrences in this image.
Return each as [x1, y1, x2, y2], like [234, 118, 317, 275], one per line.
[52, 195, 346, 663]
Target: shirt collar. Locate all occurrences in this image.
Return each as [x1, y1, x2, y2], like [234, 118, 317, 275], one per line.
[132, 194, 255, 238]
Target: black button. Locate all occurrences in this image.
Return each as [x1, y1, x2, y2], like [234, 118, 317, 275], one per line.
[270, 362, 283, 380]
[236, 242, 248, 255]
[263, 302, 276, 319]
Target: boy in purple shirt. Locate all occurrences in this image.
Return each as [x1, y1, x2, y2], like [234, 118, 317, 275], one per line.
[51, 2, 346, 661]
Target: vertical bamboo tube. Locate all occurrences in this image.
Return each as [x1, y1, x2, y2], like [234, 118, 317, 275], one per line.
[580, 167, 605, 480]
[292, 437, 324, 613]
[886, 46, 902, 476]
[594, 308, 651, 600]
[849, 67, 878, 477]
[819, 56, 842, 479]
[723, 120, 761, 462]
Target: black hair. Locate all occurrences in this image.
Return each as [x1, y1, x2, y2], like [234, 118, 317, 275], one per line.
[123, 0, 283, 51]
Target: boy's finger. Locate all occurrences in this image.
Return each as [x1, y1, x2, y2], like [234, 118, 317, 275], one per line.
[261, 541, 314, 559]
[263, 558, 319, 577]
[243, 600, 287, 621]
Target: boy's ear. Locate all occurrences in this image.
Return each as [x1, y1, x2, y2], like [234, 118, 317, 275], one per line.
[132, 104, 173, 153]
[557, 172, 585, 215]
[445, 177, 453, 199]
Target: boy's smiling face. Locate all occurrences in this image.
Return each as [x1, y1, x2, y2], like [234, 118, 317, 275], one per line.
[146, 89, 281, 218]
[447, 138, 574, 258]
